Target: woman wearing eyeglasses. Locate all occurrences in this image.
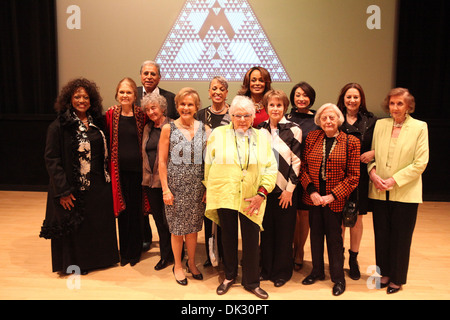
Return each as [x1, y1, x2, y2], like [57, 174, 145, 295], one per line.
[300, 103, 360, 296]
[204, 95, 277, 299]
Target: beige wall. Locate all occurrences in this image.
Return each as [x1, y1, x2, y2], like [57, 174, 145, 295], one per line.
[57, 0, 398, 116]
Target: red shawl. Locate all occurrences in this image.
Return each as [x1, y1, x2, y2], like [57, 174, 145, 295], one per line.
[105, 105, 151, 217]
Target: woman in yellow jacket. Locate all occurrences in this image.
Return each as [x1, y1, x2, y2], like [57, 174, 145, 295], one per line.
[204, 95, 277, 299]
[368, 88, 429, 294]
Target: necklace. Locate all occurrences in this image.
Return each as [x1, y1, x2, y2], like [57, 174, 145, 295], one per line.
[233, 128, 251, 177]
[210, 104, 227, 115]
[321, 137, 337, 181]
[393, 115, 406, 128]
[178, 120, 194, 130]
[252, 97, 263, 112]
[254, 102, 263, 112]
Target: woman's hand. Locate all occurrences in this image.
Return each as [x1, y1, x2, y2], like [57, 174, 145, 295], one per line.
[360, 150, 375, 164]
[278, 190, 293, 209]
[369, 168, 387, 191]
[202, 190, 207, 204]
[321, 194, 335, 207]
[310, 192, 335, 207]
[369, 168, 396, 191]
[60, 194, 76, 211]
[163, 190, 174, 206]
[244, 195, 264, 216]
[310, 192, 324, 206]
[383, 177, 396, 190]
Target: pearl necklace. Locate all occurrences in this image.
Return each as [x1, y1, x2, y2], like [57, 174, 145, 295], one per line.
[210, 104, 227, 115]
[393, 115, 406, 128]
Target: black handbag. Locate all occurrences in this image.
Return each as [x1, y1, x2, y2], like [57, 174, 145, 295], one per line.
[343, 190, 358, 227]
[342, 135, 359, 228]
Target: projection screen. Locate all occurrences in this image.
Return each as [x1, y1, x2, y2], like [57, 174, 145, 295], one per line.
[56, 0, 398, 116]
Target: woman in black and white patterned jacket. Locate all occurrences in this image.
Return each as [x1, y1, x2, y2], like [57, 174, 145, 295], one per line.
[258, 89, 302, 287]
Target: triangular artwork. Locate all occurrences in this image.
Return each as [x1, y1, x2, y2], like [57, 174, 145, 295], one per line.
[155, 0, 290, 82]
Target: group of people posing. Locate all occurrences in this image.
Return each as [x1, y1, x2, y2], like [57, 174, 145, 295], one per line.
[40, 62, 429, 299]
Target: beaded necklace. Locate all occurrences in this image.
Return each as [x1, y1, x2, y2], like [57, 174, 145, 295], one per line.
[321, 137, 337, 181]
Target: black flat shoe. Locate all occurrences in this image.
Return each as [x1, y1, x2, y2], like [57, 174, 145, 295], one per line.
[332, 281, 346, 296]
[274, 279, 286, 287]
[203, 259, 212, 267]
[302, 274, 325, 285]
[173, 267, 187, 286]
[154, 258, 172, 271]
[387, 285, 402, 294]
[244, 286, 269, 299]
[130, 258, 140, 266]
[186, 261, 203, 280]
[216, 279, 235, 295]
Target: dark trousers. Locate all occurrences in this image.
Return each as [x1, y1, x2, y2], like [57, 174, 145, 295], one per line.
[260, 192, 297, 282]
[309, 205, 345, 283]
[145, 187, 173, 261]
[143, 215, 153, 244]
[372, 196, 418, 285]
[218, 208, 261, 289]
[117, 171, 143, 262]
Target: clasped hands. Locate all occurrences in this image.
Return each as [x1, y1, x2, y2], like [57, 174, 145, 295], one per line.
[369, 168, 396, 192]
[310, 192, 335, 207]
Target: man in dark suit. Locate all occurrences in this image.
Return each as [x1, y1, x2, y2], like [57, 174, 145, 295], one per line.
[137, 61, 178, 259]
[136, 60, 178, 120]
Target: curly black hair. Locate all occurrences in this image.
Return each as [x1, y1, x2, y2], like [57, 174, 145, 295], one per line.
[55, 78, 103, 120]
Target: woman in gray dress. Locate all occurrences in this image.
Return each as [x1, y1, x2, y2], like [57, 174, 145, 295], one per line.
[159, 87, 210, 285]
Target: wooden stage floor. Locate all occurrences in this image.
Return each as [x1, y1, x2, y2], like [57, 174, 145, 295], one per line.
[1, 190, 449, 301]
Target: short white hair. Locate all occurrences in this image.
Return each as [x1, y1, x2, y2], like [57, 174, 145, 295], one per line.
[314, 103, 345, 126]
[229, 95, 255, 117]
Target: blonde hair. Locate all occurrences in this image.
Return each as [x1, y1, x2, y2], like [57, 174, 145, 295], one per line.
[262, 89, 290, 114]
[175, 87, 201, 111]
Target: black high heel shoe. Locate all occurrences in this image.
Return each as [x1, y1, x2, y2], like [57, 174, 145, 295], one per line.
[173, 266, 187, 286]
[186, 261, 203, 280]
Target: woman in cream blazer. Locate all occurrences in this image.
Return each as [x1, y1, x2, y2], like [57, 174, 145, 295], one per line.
[368, 88, 429, 294]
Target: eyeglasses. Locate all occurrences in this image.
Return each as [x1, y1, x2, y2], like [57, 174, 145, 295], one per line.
[232, 114, 252, 120]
